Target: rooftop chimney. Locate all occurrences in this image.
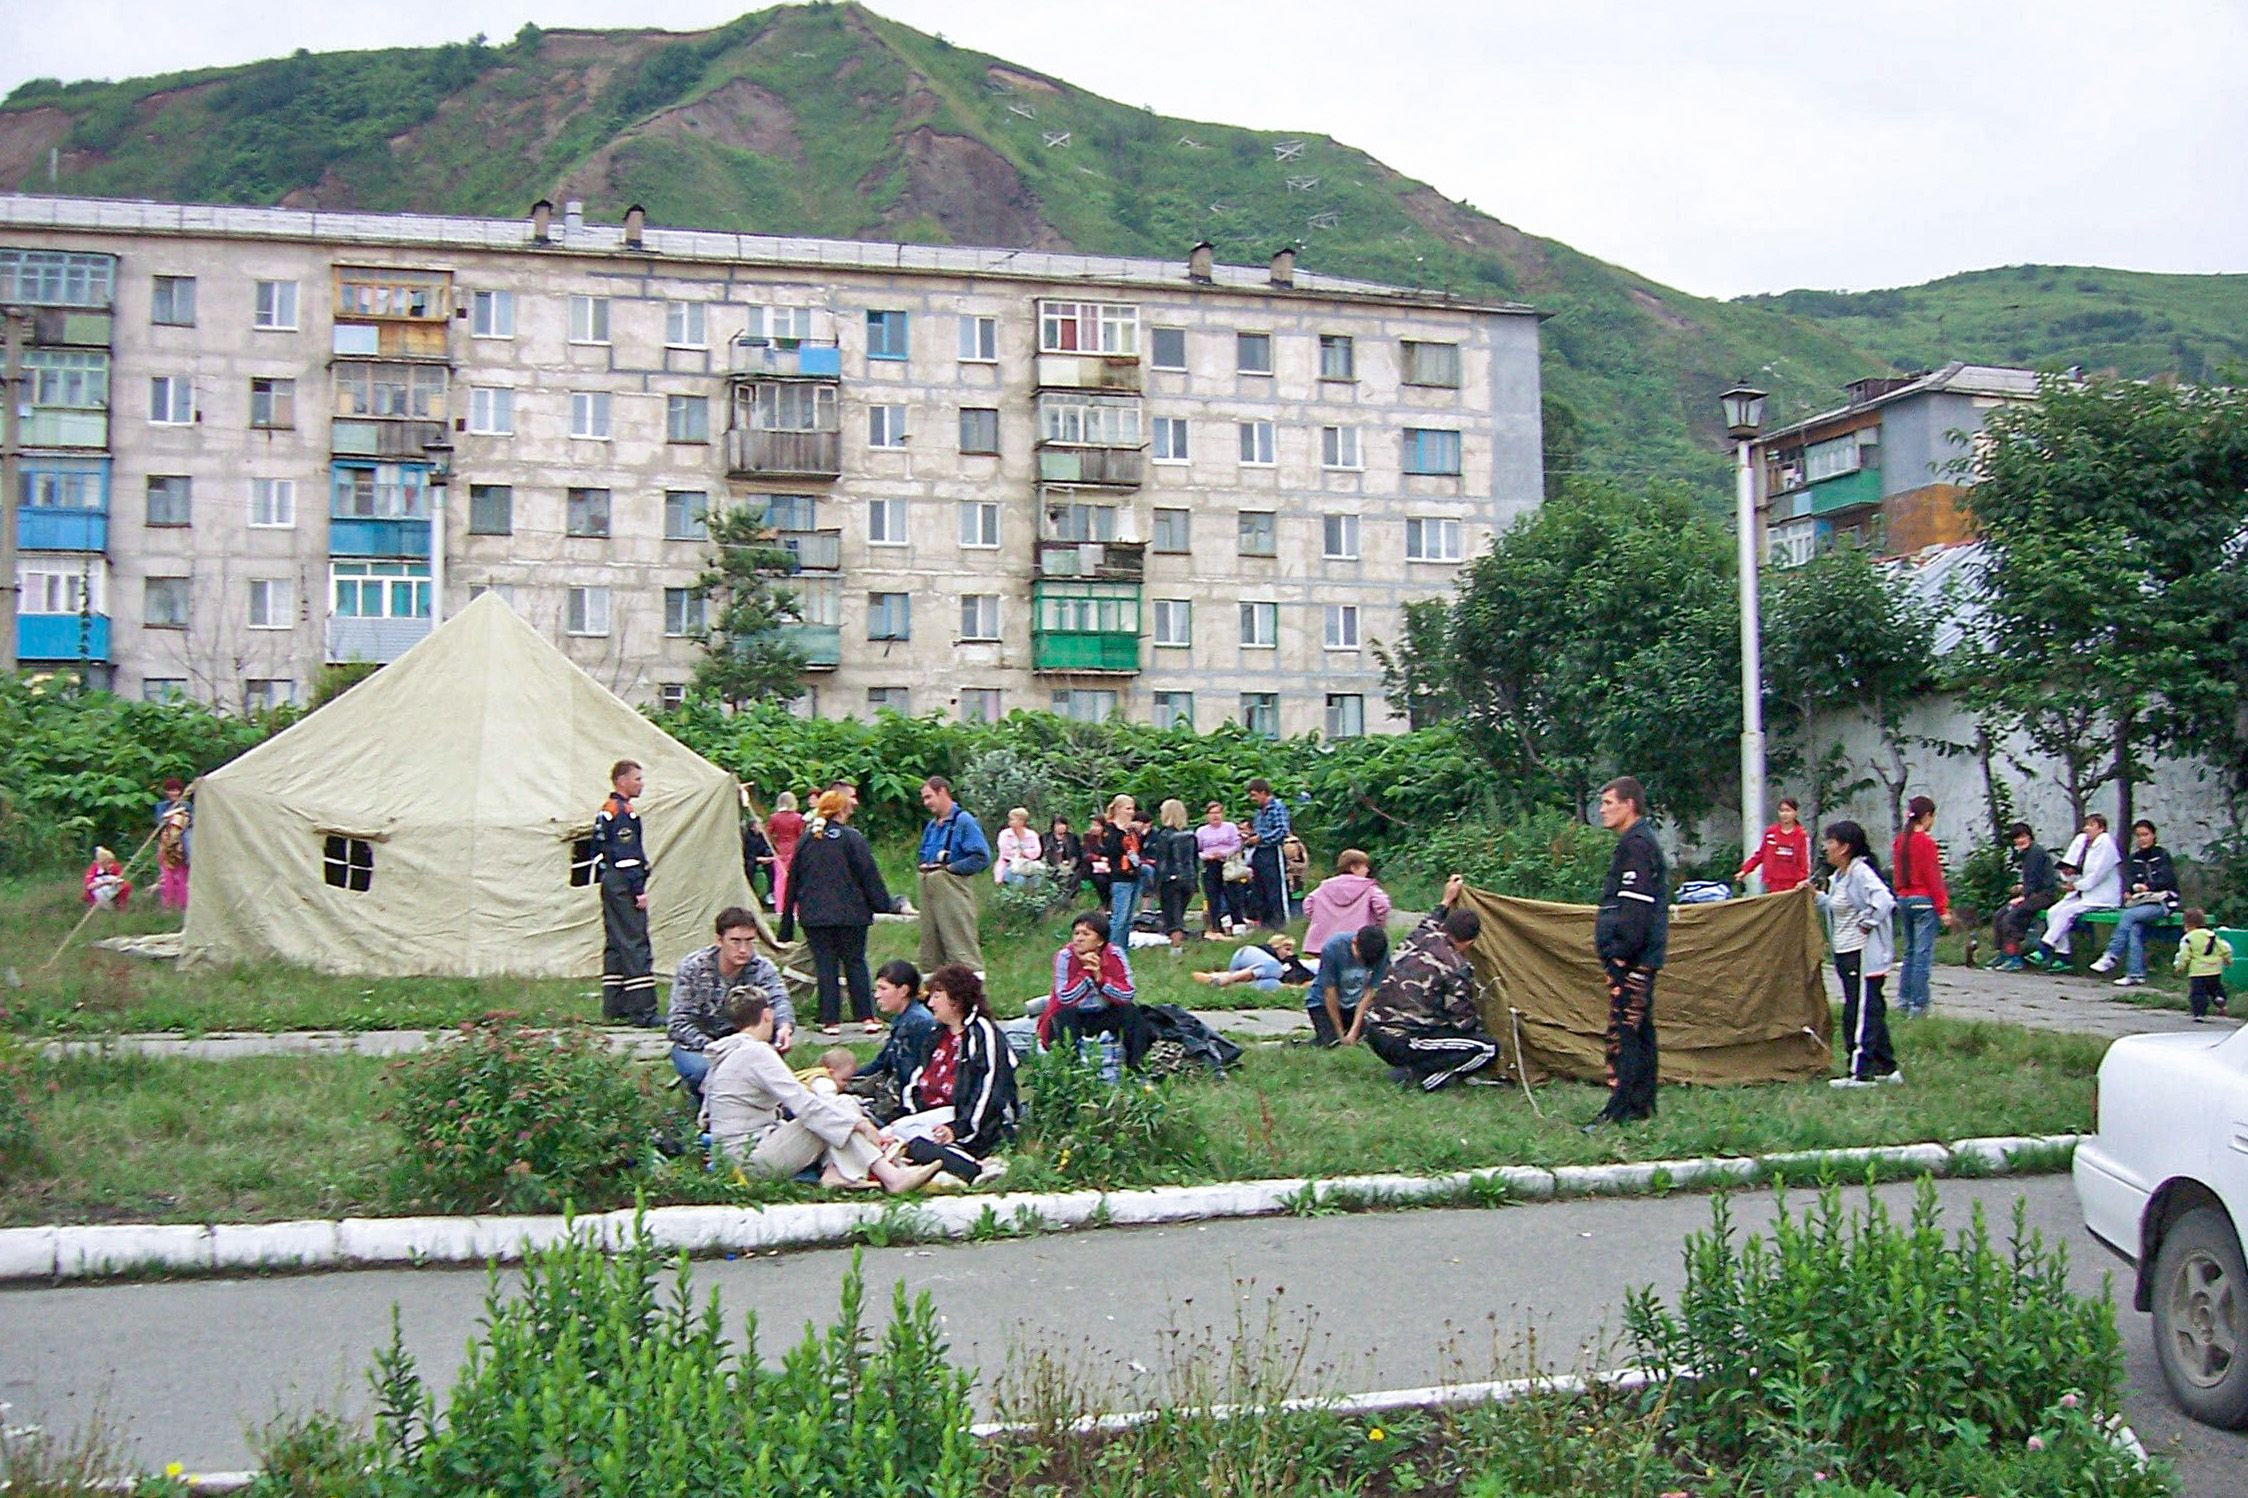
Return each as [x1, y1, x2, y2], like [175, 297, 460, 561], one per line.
[1187, 240, 1214, 284]
[623, 204, 646, 250]
[1269, 246, 1296, 287]
[530, 198, 553, 243]
[563, 199, 585, 238]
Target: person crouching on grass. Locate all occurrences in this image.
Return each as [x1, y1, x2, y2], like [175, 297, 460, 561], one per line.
[1358, 875, 1500, 1092]
[1039, 912, 1156, 1071]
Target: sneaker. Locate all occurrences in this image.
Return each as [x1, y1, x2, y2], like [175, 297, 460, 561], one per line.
[1998, 957, 2027, 972]
[1878, 1069, 1905, 1085]
[1829, 1076, 1876, 1089]
[2090, 954, 2118, 974]
[2114, 975, 2145, 988]
[974, 1157, 1010, 1185]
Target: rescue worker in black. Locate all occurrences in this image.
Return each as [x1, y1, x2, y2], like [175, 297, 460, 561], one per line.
[1586, 775, 1667, 1130]
[593, 758, 658, 1026]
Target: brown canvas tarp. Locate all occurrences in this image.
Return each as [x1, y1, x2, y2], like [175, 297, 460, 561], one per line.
[1457, 884, 1832, 1087]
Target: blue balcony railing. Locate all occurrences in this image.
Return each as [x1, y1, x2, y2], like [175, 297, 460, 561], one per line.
[14, 613, 111, 663]
[329, 516, 432, 558]
[16, 507, 107, 551]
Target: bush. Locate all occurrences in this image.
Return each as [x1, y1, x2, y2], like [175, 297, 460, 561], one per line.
[0, 1036, 38, 1177]
[1954, 839, 2016, 917]
[1410, 809, 1616, 903]
[956, 745, 1063, 830]
[1018, 1041, 1202, 1189]
[990, 869, 1066, 933]
[384, 1017, 663, 1213]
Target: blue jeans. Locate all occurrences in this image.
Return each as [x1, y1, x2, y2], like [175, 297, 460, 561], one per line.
[1109, 880, 1141, 948]
[2104, 902, 2171, 979]
[671, 1043, 713, 1100]
[1896, 896, 1939, 1014]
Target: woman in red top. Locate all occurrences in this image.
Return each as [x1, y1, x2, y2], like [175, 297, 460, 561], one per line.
[1738, 797, 1811, 894]
[1890, 795, 1950, 1019]
[765, 791, 806, 918]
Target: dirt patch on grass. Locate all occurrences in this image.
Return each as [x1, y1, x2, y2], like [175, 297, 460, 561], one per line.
[0, 106, 74, 184]
[986, 65, 1062, 97]
[873, 126, 1068, 249]
[624, 74, 805, 160]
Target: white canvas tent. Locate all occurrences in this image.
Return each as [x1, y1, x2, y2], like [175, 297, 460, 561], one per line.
[182, 593, 751, 978]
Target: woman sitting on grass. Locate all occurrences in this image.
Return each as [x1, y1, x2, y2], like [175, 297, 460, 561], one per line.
[892, 964, 1019, 1185]
[1037, 912, 1157, 1071]
[82, 846, 132, 909]
[1192, 932, 1313, 990]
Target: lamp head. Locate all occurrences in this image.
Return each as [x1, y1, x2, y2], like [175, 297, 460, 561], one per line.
[1720, 382, 1768, 441]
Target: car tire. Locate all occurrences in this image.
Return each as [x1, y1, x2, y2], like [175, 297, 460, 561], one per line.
[2151, 1204, 2248, 1429]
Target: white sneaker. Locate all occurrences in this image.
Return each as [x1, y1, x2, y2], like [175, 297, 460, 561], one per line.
[2090, 954, 2117, 974]
[1830, 1076, 1876, 1089]
[1878, 1069, 1905, 1085]
[2114, 975, 2145, 988]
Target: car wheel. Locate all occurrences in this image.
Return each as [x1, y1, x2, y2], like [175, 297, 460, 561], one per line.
[2151, 1204, 2248, 1429]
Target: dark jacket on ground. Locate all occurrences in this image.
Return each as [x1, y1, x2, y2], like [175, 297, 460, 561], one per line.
[905, 1013, 1020, 1156]
[2126, 844, 2180, 905]
[1596, 819, 1669, 970]
[778, 821, 893, 937]
[2015, 841, 2059, 899]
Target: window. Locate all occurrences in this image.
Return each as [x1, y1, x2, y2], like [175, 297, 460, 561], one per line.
[0, 249, 115, 307]
[959, 688, 1002, 724]
[244, 679, 295, 713]
[150, 276, 195, 326]
[1325, 693, 1365, 739]
[469, 484, 512, 536]
[1322, 514, 1360, 560]
[468, 583, 516, 607]
[568, 295, 610, 344]
[1237, 511, 1276, 556]
[664, 490, 708, 541]
[657, 684, 688, 712]
[665, 301, 707, 348]
[869, 498, 909, 546]
[333, 363, 445, 419]
[322, 834, 374, 892]
[142, 679, 187, 703]
[1152, 692, 1194, 731]
[18, 562, 103, 617]
[867, 687, 911, 715]
[570, 391, 611, 440]
[1403, 428, 1462, 476]
[958, 314, 997, 361]
[1805, 433, 1863, 482]
[333, 325, 379, 356]
[666, 394, 710, 443]
[1321, 425, 1362, 469]
[959, 501, 1000, 549]
[866, 310, 909, 360]
[1236, 331, 1273, 375]
[747, 306, 816, 343]
[1240, 692, 1279, 738]
[1152, 416, 1189, 463]
[146, 476, 191, 527]
[867, 592, 911, 641]
[1239, 601, 1277, 647]
[1238, 421, 1275, 466]
[1037, 392, 1141, 446]
[765, 494, 817, 532]
[330, 463, 428, 519]
[28, 349, 109, 408]
[253, 280, 299, 330]
[1405, 516, 1464, 562]
[1038, 300, 1139, 355]
[664, 588, 705, 637]
[566, 488, 612, 538]
[1045, 502, 1116, 542]
[1319, 335, 1355, 380]
[150, 376, 194, 424]
[143, 576, 191, 628]
[960, 594, 1000, 641]
[748, 382, 837, 432]
[1152, 508, 1190, 553]
[1150, 326, 1186, 370]
[331, 561, 430, 619]
[470, 289, 514, 338]
[1401, 341, 1461, 388]
[250, 479, 296, 529]
[468, 386, 514, 435]
[248, 578, 293, 630]
[1325, 604, 1361, 649]
[869, 405, 908, 448]
[796, 577, 841, 626]
[335, 267, 446, 320]
[1152, 598, 1192, 648]
[1051, 689, 1117, 723]
[959, 407, 1000, 454]
[566, 586, 612, 636]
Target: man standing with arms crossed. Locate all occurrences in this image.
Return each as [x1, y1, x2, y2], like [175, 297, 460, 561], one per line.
[1587, 776, 1667, 1130]
[593, 758, 659, 1027]
[917, 776, 990, 975]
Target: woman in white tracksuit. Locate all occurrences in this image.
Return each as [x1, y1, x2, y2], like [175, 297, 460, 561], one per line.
[2028, 813, 2122, 967]
[1817, 820, 1900, 1087]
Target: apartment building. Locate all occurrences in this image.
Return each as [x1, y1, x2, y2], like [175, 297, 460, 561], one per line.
[1, 194, 1543, 736]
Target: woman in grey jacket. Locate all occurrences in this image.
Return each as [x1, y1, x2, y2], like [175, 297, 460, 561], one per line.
[1815, 820, 1900, 1088]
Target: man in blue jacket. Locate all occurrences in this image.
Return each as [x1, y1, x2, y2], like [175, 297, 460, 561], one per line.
[1586, 775, 1668, 1130]
[917, 776, 990, 974]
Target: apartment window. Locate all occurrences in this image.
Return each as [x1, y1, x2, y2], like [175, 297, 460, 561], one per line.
[1051, 689, 1117, 723]
[568, 295, 610, 344]
[1046, 501, 1116, 542]
[1038, 300, 1139, 355]
[1405, 516, 1464, 562]
[250, 479, 296, 529]
[1152, 692, 1194, 731]
[747, 306, 816, 343]
[1319, 335, 1355, 380]
[1805, 433, 1864, 482]
[1152, 508, 1190, 553]
[1402, 428, 1462, 475]
[566, 487, 612, 538]
[468, 386, 514, 435]
[1321, 425, 1362, 470]
[866, 310, 909, 360]
[667, 394, 710, 443]
[566, 586, 612, 636]
[1237, 511, 1276, 557]
[1, 248, 114, 307]
[142, 679, 187, 703]
[1325, 693, 1365, 739]
[468, 584, 515, 608]
[248, 578, 293, 630]
[150, 276, 195, 326]
[1236, 331, 1273, 375]
[468, 484, 512, 536]
[959, 501, 1000, 549]
[959, 407, 1000, 454]
[144, 576, 191, 628]
[570, 392, 611, 440]
[657, 683, 688, 712]
[868, 591, 911, 641]
[28, 350, 109, 409]
[1401, 341, 1462, 388]
[1240, 692, 1279, 738]
[959, 594, 1001, 642]
[1238, 421, 1275, 466]
[1324, 604, 1361, 649]
[330, 463, 427, 520]
[665, 301, 707, 348]
[1322, 514, 1360, 560]
[244, 679, 295, 714]
[766, 494, 816, 532]
[254, 280, 298, 330]
[959, 688, 1002, 724]
[146, 475, 191, 527]
[869, 405, 908, 448]
[869, 498, 909, 546]
[1239, 601, 1277, 648]
[1152, 598, 1192, 648]
[867, 687, 911, 714]
[332, 561, 429, 619]
[664, 490, 709, 541]
[248, 378, 295, 429]
[470, 289, 514, 338]
[796, 577, 841, 627]
[1038, 392, 1141, 446]
[149, 376, 194, 425]
[958, 314, 997, 362]
[1152, 416, 1189, 463]
[664, 587, 705, 637]
[1150, 326, 1187, 371]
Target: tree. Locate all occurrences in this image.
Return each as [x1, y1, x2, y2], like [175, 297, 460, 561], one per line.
[688, 502, 806, 709]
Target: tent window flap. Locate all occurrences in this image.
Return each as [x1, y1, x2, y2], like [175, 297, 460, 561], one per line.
[322, 835, 374, 892]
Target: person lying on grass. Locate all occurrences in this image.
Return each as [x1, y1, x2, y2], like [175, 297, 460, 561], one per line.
[890, 963, 1019, 1187]
[1192, 931, 1313, 990]
[1038, 913, 1157, 1071]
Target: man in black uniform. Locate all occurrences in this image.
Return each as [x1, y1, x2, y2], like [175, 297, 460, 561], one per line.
[1587, 775, 1667, 1130]
[593, 758, 658, 1026]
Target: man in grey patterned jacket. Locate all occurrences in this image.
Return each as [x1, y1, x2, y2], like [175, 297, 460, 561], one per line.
[669, 906, 795, 1099]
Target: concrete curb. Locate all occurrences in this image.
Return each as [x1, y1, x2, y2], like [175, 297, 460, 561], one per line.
[0, 1133, 2081, 1286]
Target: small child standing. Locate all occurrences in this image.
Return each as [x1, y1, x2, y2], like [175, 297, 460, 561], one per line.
[2174, 909, 2235, 1021]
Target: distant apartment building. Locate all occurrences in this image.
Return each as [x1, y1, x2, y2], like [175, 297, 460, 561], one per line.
[1753, 362, 2038, 567]
[1, 195, 1544, 737]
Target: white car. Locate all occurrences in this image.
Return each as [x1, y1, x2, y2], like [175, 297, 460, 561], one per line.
[2075, 1023, 2248, 1427]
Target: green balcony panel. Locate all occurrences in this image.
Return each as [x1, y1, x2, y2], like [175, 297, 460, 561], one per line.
[1807, 464, 1882, 516]
[780, 623, 841, 668]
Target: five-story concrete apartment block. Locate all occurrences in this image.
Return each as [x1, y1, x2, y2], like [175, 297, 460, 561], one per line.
[2, 196, 1543, 736]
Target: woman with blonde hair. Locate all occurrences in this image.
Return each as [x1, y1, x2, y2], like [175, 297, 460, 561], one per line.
[1089, 794, 1142, 947]
[994, 806, 1041, 887]
[1150, 798, 1201, 951]
[778, 789, 893, 1036]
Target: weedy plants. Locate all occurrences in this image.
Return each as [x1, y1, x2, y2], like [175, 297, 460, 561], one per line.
[0, 1036, 39, 1176]
[1016, 1040, 1203, 1190]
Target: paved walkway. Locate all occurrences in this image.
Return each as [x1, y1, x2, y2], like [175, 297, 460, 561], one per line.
[1832, 961, 2238, 1039]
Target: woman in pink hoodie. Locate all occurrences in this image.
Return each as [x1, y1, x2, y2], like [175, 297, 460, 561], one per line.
[1301, 849, 1392, 953]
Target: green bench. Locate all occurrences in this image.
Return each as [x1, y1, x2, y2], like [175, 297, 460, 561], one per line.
[2072, 909, 2248, 989]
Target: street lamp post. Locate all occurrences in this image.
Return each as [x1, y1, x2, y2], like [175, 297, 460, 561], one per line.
[1722, 383, 1769, 893]
[422, 435, 454, 630]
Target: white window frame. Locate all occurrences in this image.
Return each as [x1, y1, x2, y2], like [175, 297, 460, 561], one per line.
[1239, 600, 1277, 648]
[1405, 516, 1464, 562]
[247, 578, 293, 630]
[867, 592, 911, 641]
[1152, 691, 1195, 731]
[1152, 508, 1190, 553]
[1324, 603, 1361, 650]
[959, 501, 1001, 549]
[1037, 300, 1140, 355]
[869, 404, 908, 449]
[665, 300, 707, 349]
[253, 280, 298, 331]
[468, 386, 514, 436]
[1237, 420, 1275, 466]
[664, 490, 709, 542]
[958, 314, 997, 362]
[1325, 693, 1366, 739]
[1805, 433, 1863, 482]
[1149, 326, 1188, 371]
[1236, 330, 1273, 375]
[1321, 425, 1362, 470]
[568, 295, 610, 345]
[1152, 598, 1192, 648]
[663, 587, 705, 638]
[470, 289, 515, 339]
[569, 391, 611, 440]
[566, 586, 612, 636]
[150, 375, 194, 425]
[250, 479, 296, 529]
[1322, 513, 1361, 560]
[1152, 416, 1190, 464]
[959, 594, 1001, 642]
[868, 498, 909, 547]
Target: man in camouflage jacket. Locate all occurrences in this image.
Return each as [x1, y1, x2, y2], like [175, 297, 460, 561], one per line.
[1359, 874, 1500, 1091]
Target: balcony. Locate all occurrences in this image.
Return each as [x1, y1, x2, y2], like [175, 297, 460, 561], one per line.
[31, 309, 113, 348]
[1035, 538, 1145, 582]
[779, 623, 841, 669]
[777, 529, 842, 572]
[328, 616, 432, 664]
[329, 516, 432, 558]
[729, 339, 842, 379]
[1035, 352, 1143, 393]
[1031, 580, 1141, 676]
[23, 409, 107, 448]
[1806, 464, 1883, 517]
[16, 507, 107, 551]
[1036, 447, 1145, 487]
[14, 613, 110, 663]
[726, 428, 842, 480]
[331, 419, 449, 459]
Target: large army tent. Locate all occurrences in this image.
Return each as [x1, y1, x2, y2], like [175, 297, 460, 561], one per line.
[1458, 884, 1832, 1086]
[182, 593, 751, 978]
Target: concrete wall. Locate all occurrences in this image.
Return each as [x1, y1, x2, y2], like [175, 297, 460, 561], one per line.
[1878, 391, 1982, 499]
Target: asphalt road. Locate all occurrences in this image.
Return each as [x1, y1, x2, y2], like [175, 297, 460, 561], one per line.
[2, 1174, 2241, 1494]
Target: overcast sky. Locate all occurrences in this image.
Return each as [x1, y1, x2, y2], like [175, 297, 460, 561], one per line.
[4, 1, 2241, 300]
